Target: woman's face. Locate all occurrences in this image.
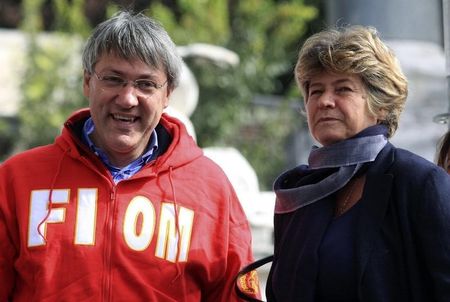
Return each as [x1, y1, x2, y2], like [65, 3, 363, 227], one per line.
[305, 72, 378, 146]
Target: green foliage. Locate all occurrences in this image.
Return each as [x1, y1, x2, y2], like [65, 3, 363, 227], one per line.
[18, 33, 85, 149]
[17, 0, 87, 150]
[52, 0, 91, 35]
[149, 0, 230, 45]
[0, 117, 18, 161]
[21, 0, 46, 33]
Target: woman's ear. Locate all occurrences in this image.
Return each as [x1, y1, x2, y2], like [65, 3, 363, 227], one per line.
[376, 108, 388, 124]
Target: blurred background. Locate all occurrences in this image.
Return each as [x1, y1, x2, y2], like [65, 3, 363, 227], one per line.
[1, 0, 449, 297]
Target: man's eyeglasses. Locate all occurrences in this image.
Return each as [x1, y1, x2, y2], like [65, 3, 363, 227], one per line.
[93, 71, 168, 96]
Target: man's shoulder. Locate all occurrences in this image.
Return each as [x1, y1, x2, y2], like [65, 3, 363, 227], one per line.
[194, 153, 229, 174]
[2, 143, 59, 169]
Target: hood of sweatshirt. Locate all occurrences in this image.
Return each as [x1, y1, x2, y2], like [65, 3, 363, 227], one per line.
[54, 108, 203, 178]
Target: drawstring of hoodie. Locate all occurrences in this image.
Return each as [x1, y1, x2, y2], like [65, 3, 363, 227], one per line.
[35, 149, 188, 298]
[37, 148, 69, 242]
[168, 166, 187, 302]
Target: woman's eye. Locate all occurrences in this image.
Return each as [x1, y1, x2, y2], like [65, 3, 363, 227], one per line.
[336, 87, 352, 93]
[309, 90, 322, 96]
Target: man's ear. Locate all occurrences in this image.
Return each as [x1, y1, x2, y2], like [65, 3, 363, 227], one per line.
[164, 87, 173, 108]
[82, 70, 92, 97]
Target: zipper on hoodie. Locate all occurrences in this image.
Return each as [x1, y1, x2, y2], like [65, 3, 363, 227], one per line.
[103, 185, 117, 301]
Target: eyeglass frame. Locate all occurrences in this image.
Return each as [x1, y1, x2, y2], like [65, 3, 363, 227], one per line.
[92, 70, 168, 96]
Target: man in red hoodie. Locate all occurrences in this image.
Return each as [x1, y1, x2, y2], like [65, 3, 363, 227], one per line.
[0, 10, 257, 301]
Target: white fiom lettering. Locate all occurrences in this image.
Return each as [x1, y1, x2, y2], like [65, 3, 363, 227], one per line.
[74, 188, 98, 245]
[155, 203, 194, 262]
[123, 196, 156, 251]
[28, 189, 70, 247]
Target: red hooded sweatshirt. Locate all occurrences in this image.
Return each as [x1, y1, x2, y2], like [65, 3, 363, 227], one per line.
[0, 109, 257, 301]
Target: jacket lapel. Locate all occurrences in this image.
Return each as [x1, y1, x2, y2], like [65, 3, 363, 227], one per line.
[355, 144, 395, 287]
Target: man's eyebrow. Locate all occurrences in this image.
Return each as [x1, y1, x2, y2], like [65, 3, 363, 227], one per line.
[99, 69, 162, 80]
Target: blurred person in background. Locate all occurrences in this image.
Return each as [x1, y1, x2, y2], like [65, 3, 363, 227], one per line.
[266, 25, 450, 302]
[436, 130, 450, 174]
[0, 10, 256, 302]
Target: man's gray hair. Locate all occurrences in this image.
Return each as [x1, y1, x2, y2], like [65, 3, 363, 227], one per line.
[82, 10, 182, 90]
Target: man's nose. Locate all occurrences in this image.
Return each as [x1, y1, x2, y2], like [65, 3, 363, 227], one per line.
[116, 84, 140, 108]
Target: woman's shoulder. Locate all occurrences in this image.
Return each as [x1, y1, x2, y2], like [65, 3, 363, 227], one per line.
[392, 147, 435, 167]
[388, 145, 448, 181]
[374, 145, 450, 205]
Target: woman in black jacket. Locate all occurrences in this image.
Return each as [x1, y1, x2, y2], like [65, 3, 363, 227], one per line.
[266, 25, 450, 302]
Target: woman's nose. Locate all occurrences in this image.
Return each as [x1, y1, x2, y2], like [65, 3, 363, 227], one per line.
[317, 91, 336, 108]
